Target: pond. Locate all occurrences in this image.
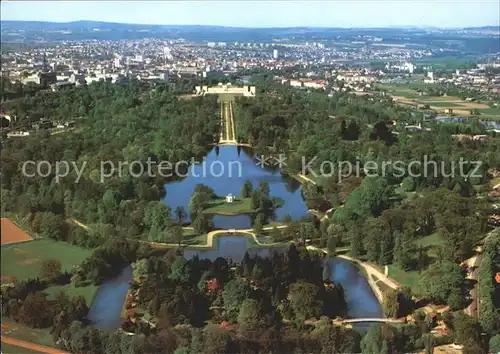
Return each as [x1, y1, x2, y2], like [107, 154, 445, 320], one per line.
[163, 146, 309, 229]
[90, 237, 382, 332]
[88, 266, 133, 331]
[184, 236, 383, 320]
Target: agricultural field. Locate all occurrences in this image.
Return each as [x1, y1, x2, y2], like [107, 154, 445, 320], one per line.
[1, 239, 92, 283]
[1, 218, 33, 245]
[417, 101, 461, 107]
[377, 82, 498, 117]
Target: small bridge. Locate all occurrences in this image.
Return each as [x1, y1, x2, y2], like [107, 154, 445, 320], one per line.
[343, 318, 405, 324]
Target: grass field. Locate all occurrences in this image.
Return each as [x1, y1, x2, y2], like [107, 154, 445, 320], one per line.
[182, 230, 208, 246]
[1, 239, 97, 305]
[388, 232, 444, 294]
[1, 342, 44, 354]
[419, 101, 461, 107]
[1, 239, 93, 283]
[1, 320, 55, 349]
[478, 106, 500, 115]
[387, 265, 421, 295]
[203, 197, 256, 215]
[43, 283, 98, 305]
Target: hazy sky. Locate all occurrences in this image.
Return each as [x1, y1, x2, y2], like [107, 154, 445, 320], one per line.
[2, 1, 499, 28]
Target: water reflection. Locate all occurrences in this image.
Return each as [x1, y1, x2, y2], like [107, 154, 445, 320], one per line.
[184, 236, 383, 319]
[163, 146, 308, 229]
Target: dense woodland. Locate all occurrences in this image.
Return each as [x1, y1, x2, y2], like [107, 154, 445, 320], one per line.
[1, 79, 499, 353]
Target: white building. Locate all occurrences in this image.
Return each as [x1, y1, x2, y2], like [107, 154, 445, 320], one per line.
[225, 194, 234, 203]
[273, 49, 279, 60]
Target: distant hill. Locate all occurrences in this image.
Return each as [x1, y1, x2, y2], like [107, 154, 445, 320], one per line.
[1, 20, 498, 54]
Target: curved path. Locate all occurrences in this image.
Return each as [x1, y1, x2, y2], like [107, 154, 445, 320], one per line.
[72, 218, 291, 250]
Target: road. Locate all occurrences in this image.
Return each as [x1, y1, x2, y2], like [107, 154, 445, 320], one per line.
[464, 228, 499, 318]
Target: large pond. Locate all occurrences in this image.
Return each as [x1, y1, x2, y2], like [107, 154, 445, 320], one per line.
[88, 266, 133, 331]
[89, 237, 382, 332]
[163, 146, 309, 229]
[185, 236, 383, 320]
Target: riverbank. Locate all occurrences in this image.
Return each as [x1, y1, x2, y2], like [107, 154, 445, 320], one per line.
[290, 173, 318, 185]
[306, 245, 400, 304]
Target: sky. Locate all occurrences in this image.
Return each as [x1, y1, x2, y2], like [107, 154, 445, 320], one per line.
[1, 1, 499, 28]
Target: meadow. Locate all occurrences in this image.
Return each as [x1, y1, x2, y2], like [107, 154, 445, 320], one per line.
[1, 239, 97, 304]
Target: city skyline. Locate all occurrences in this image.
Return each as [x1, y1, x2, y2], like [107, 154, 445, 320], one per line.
[2, 1, 499, 28]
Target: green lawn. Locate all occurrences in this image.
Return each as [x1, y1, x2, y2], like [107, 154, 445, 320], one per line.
[182, 230, 208, 246]
[43, 283, 98, 305]
[202, 197, 256, 215]
[416, 232, 444, 248]
[387, 265, 422, 295]
[387, 232, 445, 295]
[1, 239, 93, 283]
[1, 239, 97, 305]
[1, 342, 44, 354]
[1, 319, 55, 349]
[416, 232, 444, 257]
[478, 106, 500, 115]
[218, 93, 238, 103]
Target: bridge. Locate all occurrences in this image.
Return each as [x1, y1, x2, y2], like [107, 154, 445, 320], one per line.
[343, 318, 405, 324]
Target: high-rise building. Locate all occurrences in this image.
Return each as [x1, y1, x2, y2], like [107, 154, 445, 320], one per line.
[163, 47, 173, 61]
[273, 49, 279, 60]
[114, 57, 122, 68]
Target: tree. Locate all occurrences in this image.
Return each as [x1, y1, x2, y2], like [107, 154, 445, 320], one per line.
[237, 299, 261, 332]
[169, 256, 191, 283]
[402, 176, 416, 192]
[270, 226, 282, 242]
[421, 262, 464, 307]
[310, 319, 357, 354]
[423, 333, 435, 354]
[360, 324, 384, 353]
[222, 280, 250, 321]
[143, 201, 171, 232]
[39, 259, 62, 284]
[489, 334, 500, 353]
[17, 292, 54, 328]
[383, 290, 399, 318]
[192, 213, 212, 234]
[258, 181, 270, 196]
[169, 224, 184, 246]
[289, 281, 322, 322]
[175, 206, 187, 224]
[241, 180, 253, 198]
[203, 325, 233, 354]
[253, 218, 263, 235]
[327, 236, 337, 256]
[132, 259, 148, 279]
[322, 262, 331, 283]
[34, 212, 65, 240]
